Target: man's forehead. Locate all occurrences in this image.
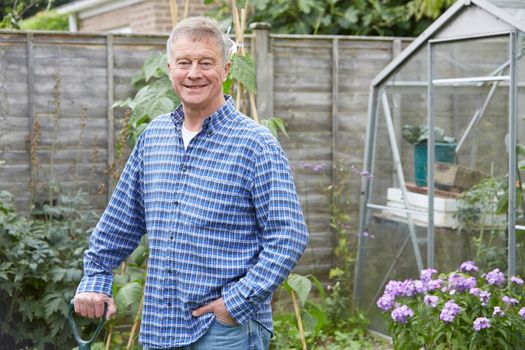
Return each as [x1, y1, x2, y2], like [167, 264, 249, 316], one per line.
[173, 33, 220, 47]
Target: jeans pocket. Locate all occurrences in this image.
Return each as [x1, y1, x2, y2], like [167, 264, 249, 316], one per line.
[215, 317, 241, 328]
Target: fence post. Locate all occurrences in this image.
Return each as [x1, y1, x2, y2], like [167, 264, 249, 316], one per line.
[249, 22, 273, 120]
[106, 34, 115, 197]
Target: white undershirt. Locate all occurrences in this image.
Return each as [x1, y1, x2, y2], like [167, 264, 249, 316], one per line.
[181, 123, 200, 150]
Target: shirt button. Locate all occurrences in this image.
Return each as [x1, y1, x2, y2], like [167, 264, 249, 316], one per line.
[173, 200, 179, 205]
[167, 302, 172, 307]
[181, 165, 187, 172]
[170, 235, 174, 240]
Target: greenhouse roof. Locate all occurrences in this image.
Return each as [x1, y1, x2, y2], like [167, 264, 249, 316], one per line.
[372, 0, 525, 86]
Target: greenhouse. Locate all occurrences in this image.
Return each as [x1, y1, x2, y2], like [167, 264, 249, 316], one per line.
[354, 0, 525, 332]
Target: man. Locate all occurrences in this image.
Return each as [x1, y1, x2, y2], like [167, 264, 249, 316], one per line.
[73, 16, 309, 350]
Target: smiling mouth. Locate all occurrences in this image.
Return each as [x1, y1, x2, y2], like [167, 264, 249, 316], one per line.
[185, 84, 207, 89]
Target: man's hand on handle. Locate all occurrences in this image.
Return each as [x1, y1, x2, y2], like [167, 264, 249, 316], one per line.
[74, 292, 116, 319]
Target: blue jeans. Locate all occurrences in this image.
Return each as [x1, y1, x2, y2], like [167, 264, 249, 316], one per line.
[142, 319, 271, 350]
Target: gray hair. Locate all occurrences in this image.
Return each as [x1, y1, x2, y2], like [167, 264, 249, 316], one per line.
[166, 16, 233, 66]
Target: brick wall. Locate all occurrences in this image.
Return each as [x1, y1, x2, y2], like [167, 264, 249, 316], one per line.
[79, 0, 217, 34]
[80, 6, 132, 32]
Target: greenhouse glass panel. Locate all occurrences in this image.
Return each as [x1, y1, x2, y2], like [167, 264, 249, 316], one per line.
[354, 0, 525, 334]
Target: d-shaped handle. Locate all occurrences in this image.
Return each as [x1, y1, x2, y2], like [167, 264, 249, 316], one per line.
[67, 300, 107, 350]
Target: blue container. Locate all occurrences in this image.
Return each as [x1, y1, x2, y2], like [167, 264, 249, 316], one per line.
[414, 142, 457, 187]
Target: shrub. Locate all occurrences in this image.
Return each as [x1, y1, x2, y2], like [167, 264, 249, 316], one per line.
[377, 261, 525, 349]
[0, 190, 98, 349]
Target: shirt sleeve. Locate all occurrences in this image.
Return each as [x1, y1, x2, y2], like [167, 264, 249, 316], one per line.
[223, 139, 309, 324]
[76, 135, 146, 297]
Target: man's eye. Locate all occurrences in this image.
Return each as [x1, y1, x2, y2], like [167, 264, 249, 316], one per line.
[200, 62, 213, 69]
[177, 61, 191, 68]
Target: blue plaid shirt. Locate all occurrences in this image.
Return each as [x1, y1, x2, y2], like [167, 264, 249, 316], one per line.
[76, 96, 308, 348]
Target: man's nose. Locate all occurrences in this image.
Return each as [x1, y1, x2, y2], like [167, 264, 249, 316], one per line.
[187, 62, 202, 78]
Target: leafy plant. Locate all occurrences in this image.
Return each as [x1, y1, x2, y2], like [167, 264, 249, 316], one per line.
[0, 190, 98, 349]
[402, 124, 456, 145]
[377, 261, 525, 349]
[207, 0, 453, 37]
[113, 53, 179, 149]
[19, 9, 68, 30]
[455, 177, 507, 271]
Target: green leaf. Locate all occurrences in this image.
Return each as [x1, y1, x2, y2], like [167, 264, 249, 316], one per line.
[305, 274, 325, 300]
[287, 274, 312, 305]
[231, 54, 257, 93]
[517, 143, 525, 157]
[128, 242, 148, 267]
[144, 54, 167, 82]
[343, 7, 359, 24]
[115, 281, 143, 314]
[146, 97, 175, 120]
[128, 123, 149, 148]
[261, 117, 288, 138]
[297, 0, 316, 14]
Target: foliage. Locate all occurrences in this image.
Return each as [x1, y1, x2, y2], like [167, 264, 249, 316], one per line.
[206, 0, 454, 37]
[273, 274, 389, 349]
[455, 177, 508, 271]
[113, 53, 179, 149]
[377, 261, 525, 349]
[0, 0, 72, 29]
[19, 10, 68, 30]
[402, 124, 456, 145]
[0, 189, 98, 349]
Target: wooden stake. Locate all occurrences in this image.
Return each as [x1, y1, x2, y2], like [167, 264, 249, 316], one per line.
[291, 290, 308, 350]
[183, 0, 190, 19]
[126, 290, 145, 350]
[169, 0, 178, 26]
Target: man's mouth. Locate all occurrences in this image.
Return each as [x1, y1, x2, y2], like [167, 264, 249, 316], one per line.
[185, 84, 207, 89]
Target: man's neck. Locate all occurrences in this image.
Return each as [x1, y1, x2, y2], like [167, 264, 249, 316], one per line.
[182, 97, 226, 131]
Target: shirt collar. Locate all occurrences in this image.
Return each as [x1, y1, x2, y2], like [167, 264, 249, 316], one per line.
[170, 95, 235, 134]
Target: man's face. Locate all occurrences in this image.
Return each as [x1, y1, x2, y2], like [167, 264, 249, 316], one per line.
[168, 35, 230, 114]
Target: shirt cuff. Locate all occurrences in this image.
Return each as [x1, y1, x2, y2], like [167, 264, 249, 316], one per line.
[223, 282, 260, 324]
[76, 273, 113, 297]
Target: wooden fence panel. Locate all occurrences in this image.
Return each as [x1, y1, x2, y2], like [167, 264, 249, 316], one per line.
[0, 30, 406, 279]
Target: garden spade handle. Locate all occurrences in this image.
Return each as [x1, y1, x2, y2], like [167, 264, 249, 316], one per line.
[67, 300, 107, 350]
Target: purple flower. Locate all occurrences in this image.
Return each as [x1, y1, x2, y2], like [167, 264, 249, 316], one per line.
[414, 280, 426, 294]
[350, 165, 373, 179]
[401, 280, 417, 297]
[385, 281, 404, 297]
[440, 300, 461, 323]
[312, 164, 327, 172]
[479, 290, 491, 306]
[377, 294, 395, 311]
[300, 161, 326, 173]
[485, 268, 505, 286]
[448, 273, 476, 293]
[420, 268, 438, 282]
[473, 317, 491, 331]
[424, 295, 439, 307]
[460, 261, 479, 273]
[519, 307, 525, 320]
[391, 305, 414, 324]
[502, 295, 519, 306]
[427, 278, 442, 291]
[511, 276, 524, 285]
[493, 306, 505, 317]
[469, 287, 481, 297]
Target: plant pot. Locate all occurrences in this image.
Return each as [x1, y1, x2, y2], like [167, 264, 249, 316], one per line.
[414, 141, 457, 187]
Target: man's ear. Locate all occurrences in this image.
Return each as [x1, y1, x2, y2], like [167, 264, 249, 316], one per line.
[222, 62, 231, 82]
